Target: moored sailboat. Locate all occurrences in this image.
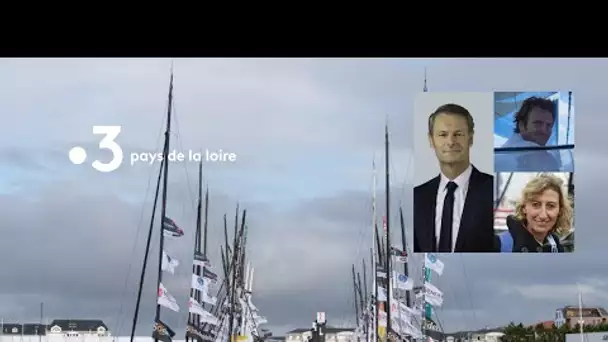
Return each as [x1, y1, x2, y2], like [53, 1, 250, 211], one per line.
[125, 66, 269, 342]
[186, 160, 221, 342]
[128, 68, 184, 342]
[352, 122, 448, 342]
[181, 172, 269, 342]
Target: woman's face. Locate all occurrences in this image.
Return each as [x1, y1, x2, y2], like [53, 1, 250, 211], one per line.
[523, 188, 560, 236]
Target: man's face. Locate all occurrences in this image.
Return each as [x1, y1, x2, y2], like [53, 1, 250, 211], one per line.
[519, 106, 554, 146]
[428, 113, 472, 165]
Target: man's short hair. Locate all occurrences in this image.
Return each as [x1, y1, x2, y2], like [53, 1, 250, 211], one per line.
[428, 103, 475, 135]
[513, 96, 556, 133]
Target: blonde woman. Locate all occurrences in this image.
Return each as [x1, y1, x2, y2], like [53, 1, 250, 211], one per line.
[495, 173, 573, 253]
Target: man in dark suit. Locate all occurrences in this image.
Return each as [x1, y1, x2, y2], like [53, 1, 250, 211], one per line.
[413, 103, 494, 253]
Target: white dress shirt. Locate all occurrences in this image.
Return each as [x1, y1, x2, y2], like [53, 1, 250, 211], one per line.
[434, 164, 473, 251]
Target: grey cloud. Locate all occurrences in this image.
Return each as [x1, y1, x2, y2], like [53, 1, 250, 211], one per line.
[0, 169, 407, 334]
[1, 59, 411, 154]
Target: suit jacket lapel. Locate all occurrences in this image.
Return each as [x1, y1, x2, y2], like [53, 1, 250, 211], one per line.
[455, 166, 481, 251]
[424, 176, 440, 252]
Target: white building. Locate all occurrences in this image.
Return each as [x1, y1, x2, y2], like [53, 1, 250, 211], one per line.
[285, 327, 355, 342]
[445, 330, 504, 342]
[1, 320, 112, 342]
[566, 332, 608, 342]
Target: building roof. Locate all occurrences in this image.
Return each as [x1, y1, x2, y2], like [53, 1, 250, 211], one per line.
[23, 324, 48, 335]
[286, 328, 309, 334]
[559, 306, 608, 318]
[1, 323, 48, 335]
[2, 323, 23, 335]
[531, 321, 556, 329]
[49, 319, 108, 331]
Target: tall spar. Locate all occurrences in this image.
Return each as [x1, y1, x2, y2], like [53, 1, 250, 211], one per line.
[384, 123, 392, 338]
[131, 67, 183, 342]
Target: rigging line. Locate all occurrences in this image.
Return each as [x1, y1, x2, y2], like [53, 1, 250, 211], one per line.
[342, 244, 372, 327]
[389, 151, 401, 208]
[434, 255, 470, 327]
[207, 288, 228, 324]
[342, 265, 365, 328]
[340, 171, 375, 328]
[348, 179, 377, 327]
[171, 97, 197, 213]
[432, 307, 447, 337]
[353, 156, 405, 331]
[434, 282, 465, 333]
[209, 279, 232, 318]
[114, 99, 168, 337]
[432, 255, 469, 333]
[161, 93, 201, 335]
[580, 292, 589, 342]
[244, 298, 263, 335]
[200, 250, 240, 331]
[396, 151, 413, 209]
[495, 172, 514, 210]
[459, 254, 478, 330]
[169, 97, 202, 301]
[404, 236, 423, 287]
[343, 285, 361, 329]
[387, 138, 403, 190]
[403, 241, 458, 335]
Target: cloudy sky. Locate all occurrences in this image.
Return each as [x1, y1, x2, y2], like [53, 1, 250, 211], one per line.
[0, 58, 604, 337]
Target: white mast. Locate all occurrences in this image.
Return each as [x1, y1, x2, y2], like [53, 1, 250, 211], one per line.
[371, 157, 377, 342]
[578, 285, 584, 342]
[248, 265, 255, 342]
[248, 265, 254, 292]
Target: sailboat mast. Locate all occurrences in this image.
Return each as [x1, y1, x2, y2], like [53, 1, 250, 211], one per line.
[362, 259, 368, 311]
[371, 158, 379, 342]
[129, 155, 164, 342]
[227, 207, 243, 341]
[375, 226, 383, 267]
[352, 265, 360, 328]
[238, 212, 247, 336]
[578, 288, 584, 342]
[357, 272, 364, 317]
[197, 161, 203, 254]
[362, 258, 368, 342]
[187, 160, 204, 342]
[39, 302, 43, 342]
[204, 187, 210, 255]
[202, 175, 209, 336]
[423, 68, 428, 93]
[224, 215, 230, 261]
[369, 249, 374, 342]
[399, 208, 411, 307]
[155, 70, 174, 340]
[384, 123, 392, 336]
[234, 205, 239, 252]
[240, 224, 248, 289]
[129, 72, 172, 342]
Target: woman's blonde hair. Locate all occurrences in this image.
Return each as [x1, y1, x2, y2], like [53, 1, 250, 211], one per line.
[514, 173, 573, 236]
